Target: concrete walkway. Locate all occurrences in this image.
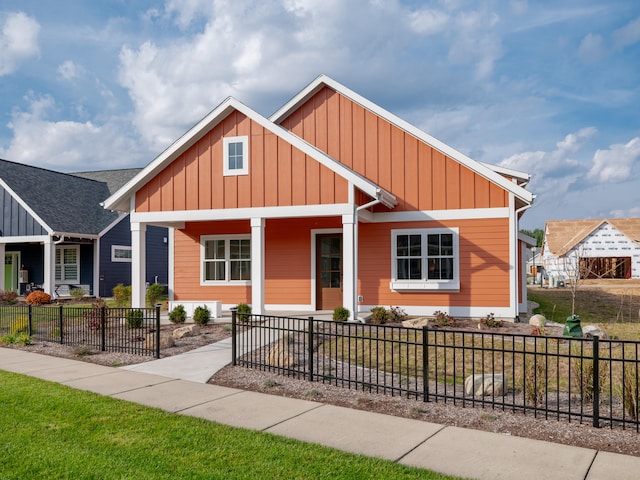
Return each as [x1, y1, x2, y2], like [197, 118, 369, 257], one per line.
[1, 346, 639, 479]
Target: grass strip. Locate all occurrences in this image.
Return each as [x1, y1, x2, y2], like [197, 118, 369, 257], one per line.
[0, 370, 458, 480]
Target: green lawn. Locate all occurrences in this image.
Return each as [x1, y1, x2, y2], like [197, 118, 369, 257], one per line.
[0, 371, 459, 480]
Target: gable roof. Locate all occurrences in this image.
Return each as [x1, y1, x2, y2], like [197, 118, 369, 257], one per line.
[0, 158, 122, 236]
[72, 168, 142, 195]
[270, 74, 534, 205]
[103, 97, 397, 212]
[544, 218, 640, 256]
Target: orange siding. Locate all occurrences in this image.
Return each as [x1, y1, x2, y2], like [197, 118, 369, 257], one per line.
[280, 87, 510, 212]
[358, 218, 511, 308]
[135, 111, 351, 212]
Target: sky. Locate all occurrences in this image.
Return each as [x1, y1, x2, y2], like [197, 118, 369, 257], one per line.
[0, 0, 639, 230]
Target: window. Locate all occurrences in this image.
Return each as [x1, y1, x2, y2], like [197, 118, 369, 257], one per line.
[111, 245, 132, 262]
[55, 246, 80, 283]
[391, 228, 459, 291]
[223, 136, 249, 176]
[201, 235, 251, 284]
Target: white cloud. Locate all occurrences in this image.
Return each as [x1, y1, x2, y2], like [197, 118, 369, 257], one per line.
[0, 12, 40, 76]
[587, 137, 640, 183]
[612, 16, 640, 49]
[578, 33, 607, 63]
[409, 8, 449, 35]
[57, 60, 84, 80]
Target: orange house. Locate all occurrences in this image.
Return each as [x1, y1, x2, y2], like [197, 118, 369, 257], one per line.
[104, 75, 535, 320]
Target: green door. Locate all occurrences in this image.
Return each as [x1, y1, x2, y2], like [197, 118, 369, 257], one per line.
[4, 253, 19, 292]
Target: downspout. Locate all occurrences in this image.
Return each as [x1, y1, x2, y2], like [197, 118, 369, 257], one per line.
[352, 196, 383, 322]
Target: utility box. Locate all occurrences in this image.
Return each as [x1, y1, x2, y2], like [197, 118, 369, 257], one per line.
[563, 315, 582, 338]
[19, 269, 28, 283]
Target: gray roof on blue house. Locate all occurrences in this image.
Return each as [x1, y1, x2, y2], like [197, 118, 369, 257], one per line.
[0, 159, 137, 236]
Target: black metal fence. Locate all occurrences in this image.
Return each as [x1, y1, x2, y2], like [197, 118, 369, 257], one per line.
[231, 312, 640, 431]
[0, 305, 161, 358]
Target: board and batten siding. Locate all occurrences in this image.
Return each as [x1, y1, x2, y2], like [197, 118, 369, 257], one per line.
[0, 185, 47, 236]
[134, 111, 350, 213]
[279, 87, 509, 213]
[358, 218, 511, 308]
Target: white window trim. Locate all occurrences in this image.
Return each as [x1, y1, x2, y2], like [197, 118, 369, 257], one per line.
[390, 228, 460, 291]
[201, 235, 252, 286]
[111, 245, 132, 263]
[55, 245, 80, 284]
[223, 136, 249, 176]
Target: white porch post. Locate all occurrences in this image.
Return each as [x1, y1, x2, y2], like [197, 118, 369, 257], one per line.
[94, 238, 100, 297]
[0, 243, 5, 290]
[342, 214, 356, 320]
[250, 218, 265, 315]
[43, 238, 56, 296]
[131, 222, 147, 308]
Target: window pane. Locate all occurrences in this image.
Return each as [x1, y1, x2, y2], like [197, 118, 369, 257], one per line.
[321, 256, 330, 271]
[55, 266, 61, 281]
[330, 272, 341, 287]
[428, 258, 440, 280]
[331, 257, 340, 271]
[230, 240, 240, 259]
[396, 235, 408, 257]
[409, 259, 422, 279]
[228, 142, 243, 170]
[440, 234, 453, 256]
[321, 271, 330, 287]
[64, 248, 77, 264]
[64, 265, 78, 281]
[331, 237, 340, 254]
[441, 258, 454, 279]
[427, 234, 440, 256]
[205, 261, 225, 281]
[240, 239, 250, 258]
[397, 258, 409, 280]
[409, 235, 421, 256]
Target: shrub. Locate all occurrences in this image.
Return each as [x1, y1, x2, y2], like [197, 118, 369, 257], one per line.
[524, 352, 547, 406]
[193, 305, 211, 325]
[126, 309, 144, 329]
[333, 307, 350, 322]
[70, 287, 86, 302]
[169, 304, 187, 324]
[112, 284, 131, 308]
[432, 310, 454, 327]
[146, 283, 165, 307]
[388, 306, 407, 322]
[622, 367, 639, 419]
[85, 299, 107, 330]
[479, 312, 503, 329]
[0, 290, 18, 305]
[25, 291, 51, 305]
[10, 317, 30, 336]
[369, 307, 390, 325]
[572, 351, 607, 403]
[236, 303, 252, 322]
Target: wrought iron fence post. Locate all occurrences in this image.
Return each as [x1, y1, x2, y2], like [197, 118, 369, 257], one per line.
[155, 305, 161, 359]
[231, 308, 237, 366]
[423, 325, 429, 403]
[28, 304, 33, 336]
[100, 306, 106, 352]
[58, 304, 64, 344]
[308, 317, 314, 382]
[592, 335, 600, 428]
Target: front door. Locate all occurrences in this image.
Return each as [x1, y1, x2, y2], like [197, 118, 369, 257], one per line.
[4, 253, 19, 292]
[316, 234, 342, 310]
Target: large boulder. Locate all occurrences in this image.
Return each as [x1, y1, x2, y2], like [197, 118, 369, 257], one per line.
[266, 341, 296, 368]
[402, 318, 429, 328]
[465, 374, 507, 397]
[173, 324, 201, 339]
[145, 332, 175, 349]
[529, 314, 546, 328]
[582, 325, 609, 340]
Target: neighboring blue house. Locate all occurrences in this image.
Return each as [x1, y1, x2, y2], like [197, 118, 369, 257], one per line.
[0, 159, 168, 298]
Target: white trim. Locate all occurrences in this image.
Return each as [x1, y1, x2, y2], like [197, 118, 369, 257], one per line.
[200, 234, 251, 285]
[390, 227, 460, 291]
[250, 218, 265, 315]
[111, 245, 133, 262]
[131, 223, 146, 308]
[99, 212, 129, 237]
[270, 74, 533, 205]
[223, 136, 249, 176]
[103, 97, 396, 212]
[310, 228, 343, 310]
[130, 203, 354, 224]
[55, 244, 80, 284]
[168, 228, 175, 302]
[508, 194, 518, 319]
[371, 207, 510, 223]
[0, 235, 50, 244]
[0, 178, 53, 234]
[265, 304, 315, 311]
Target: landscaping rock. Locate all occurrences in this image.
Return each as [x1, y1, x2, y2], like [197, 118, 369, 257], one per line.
[173, 324, 201, 339]
[464, 374, 507, 397]
[581, 325, 609, 340]
[402, 318, 429, 328]
[145, 332, 175, 349]
[529, 314, 546, 328]
[266, 341, 296, 368]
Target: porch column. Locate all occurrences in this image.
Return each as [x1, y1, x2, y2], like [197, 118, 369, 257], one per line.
[43, 238, 56, 296]
[250, 218, 265, 315]
[131, 222, 147, 308]
[0, 243, 5, 290]
[342, 214, 356, 320]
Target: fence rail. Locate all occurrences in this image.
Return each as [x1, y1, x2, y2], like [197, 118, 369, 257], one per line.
[0, 305, 161, 358]
[231, 312, 640, 431]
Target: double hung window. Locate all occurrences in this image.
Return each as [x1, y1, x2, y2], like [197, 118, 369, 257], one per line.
[202, 236, 251, 284]
[55, 246, 80, 283]
[223, 136, 249, 176]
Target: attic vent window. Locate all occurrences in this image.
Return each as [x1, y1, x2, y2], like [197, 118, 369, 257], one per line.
[223, 136, 249, 176]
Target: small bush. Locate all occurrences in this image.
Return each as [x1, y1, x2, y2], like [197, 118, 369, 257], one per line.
[126, 309, 144, 329]
[25, 291, 51, 305]
[0, 334, 15, 344]
[193, 305, 211, 325]
[236, 303, 252, 322]
[0, 290, 18, 305]
[572, 352, 607, 403]
[74, 345, 92, 357]
[10, 317, 30, 336]
[622, 367, 639, 419]
[479, 312, 503, 329]
[146, 283, 165, 307]
[112, 284, 131, 308]
[432, 310, 455, 327]
[169, 304, 187, 324]
[524, 352, 547, 406]
[388, 306, 407, 322]
[369, 307, 390, 325]
[70, 287, 86, 302]
[16, 333, 32, 346]
[333, 307, 350, 322]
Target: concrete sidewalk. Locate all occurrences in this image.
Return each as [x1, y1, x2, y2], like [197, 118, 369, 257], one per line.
[1, 347, 639, 479]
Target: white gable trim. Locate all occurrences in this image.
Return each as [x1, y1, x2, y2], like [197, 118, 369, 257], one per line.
[270, 74, 534, 205]
[0, 178, 53, 234]
[103, 97, 396, 213]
